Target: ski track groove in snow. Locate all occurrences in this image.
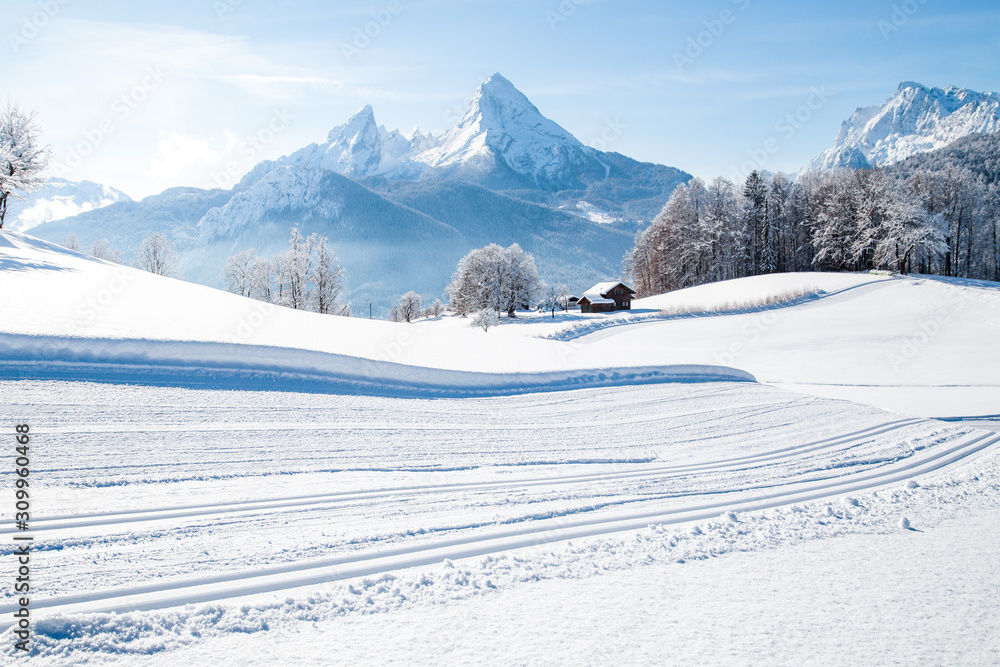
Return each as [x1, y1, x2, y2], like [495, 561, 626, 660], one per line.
[4, 418, 922, 533]
[2, 426, 994, 625]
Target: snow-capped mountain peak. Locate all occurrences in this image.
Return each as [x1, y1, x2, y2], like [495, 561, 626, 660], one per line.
[464, 72, 582, 149]
[260, 73, 686, 207]
[806, 81, 1000, 171]
[287, 104, 411, 178]
[327, 104, 376, 143]
[412, 73, 608, 190]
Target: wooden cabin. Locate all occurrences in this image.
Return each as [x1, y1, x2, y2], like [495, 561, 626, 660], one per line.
[577, 281, 636, 313]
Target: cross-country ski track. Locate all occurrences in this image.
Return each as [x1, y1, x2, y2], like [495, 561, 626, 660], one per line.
[2, 413, 995, 626]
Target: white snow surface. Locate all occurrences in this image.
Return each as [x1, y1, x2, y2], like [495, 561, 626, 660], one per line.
[2, 230, 1000, 663]
[2, 232, 999, 415]
[806, 81, 1000, 171]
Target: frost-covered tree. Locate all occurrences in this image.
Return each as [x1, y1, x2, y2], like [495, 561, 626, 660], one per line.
[538, 283, 561, 317]
[743, 171, 774, 274]
[62, 234, 80, 252]
[810, 171, 859, 271]
[90, 238, 124, 264]
[136, 232, 179, 277]
[224, 249, 257, 297]
[701, 177, 743, 282]
[878, 183, 946, 274]
[422, 298, 444, 318]
[250, 256, 275, 303]
[391, 291, 422, 323]
[309, 233, 345, 315]
[280, 227, 312, 310]
[626, 179, 709, 294]
[227, 229, 346, 313]
[0, 104, 49, 229]
[557, 284, 570, 311]
[447, 243, 540, 317]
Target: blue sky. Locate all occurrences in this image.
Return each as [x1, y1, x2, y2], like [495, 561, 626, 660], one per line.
[4, 0, 999, 198]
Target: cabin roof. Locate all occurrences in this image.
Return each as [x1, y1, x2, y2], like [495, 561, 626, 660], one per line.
[580, 281, 635, 304]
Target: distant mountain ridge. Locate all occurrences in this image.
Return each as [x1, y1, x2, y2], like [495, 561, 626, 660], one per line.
[29, 73, 687, 314]
[806, 81, 1000, 171]
[281, 73, 690, 221]
[4, 178, 132, 232]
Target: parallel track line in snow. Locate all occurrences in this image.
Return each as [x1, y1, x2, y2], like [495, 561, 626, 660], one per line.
[5, 430, 993, 623]
[7, 419, 923, 534]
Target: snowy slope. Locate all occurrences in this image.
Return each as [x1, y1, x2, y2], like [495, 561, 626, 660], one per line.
[584, 273, 1000, 418]
[806, 81, 1000, 171]
[0, 231, 746, 389]
[3, 232, 999, 416]
[630, 272, 880, 312]
[2, 230, 999, 663]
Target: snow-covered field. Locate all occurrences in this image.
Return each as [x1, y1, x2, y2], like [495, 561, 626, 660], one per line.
[1, 230, 999, 664]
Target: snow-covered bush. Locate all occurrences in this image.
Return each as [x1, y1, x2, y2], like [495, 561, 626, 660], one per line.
[90, 238, 124, 264]
[422, 298, 444, 319]
[471, 309, 500, 332]
[656, 286, 820, 317]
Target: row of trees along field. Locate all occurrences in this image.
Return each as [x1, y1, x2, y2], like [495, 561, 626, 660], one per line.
[627, 144, 1000, 296]
[224, 227, 349, 316]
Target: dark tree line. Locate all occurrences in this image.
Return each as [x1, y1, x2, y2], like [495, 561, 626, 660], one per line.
[627, 137, 1000, 296]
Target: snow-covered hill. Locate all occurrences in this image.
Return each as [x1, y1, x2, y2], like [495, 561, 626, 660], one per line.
[805, 81, 1000, 171]
[3, 230, 998, 416]
[3, 230, 999, 663]
[2, 178, 132, 232]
